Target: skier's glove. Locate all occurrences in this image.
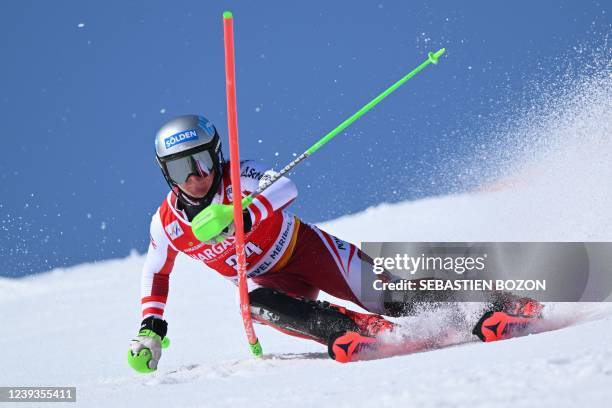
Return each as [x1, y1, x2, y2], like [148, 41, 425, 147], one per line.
[205, 210, 252, 244]
[127, 316, 169, 373]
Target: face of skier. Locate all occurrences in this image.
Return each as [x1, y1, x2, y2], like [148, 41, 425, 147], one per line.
[178, 169, 216, 198]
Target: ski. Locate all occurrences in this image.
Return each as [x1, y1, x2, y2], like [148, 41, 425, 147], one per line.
[329, 311, 545, 363]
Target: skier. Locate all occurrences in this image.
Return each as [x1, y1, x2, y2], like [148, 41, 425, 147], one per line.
[128, 114, 543, 370]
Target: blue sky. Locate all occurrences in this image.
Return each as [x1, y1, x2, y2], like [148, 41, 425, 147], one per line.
[1, 1, 609, 276]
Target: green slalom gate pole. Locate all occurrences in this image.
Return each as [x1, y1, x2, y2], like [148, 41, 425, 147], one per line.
[192, 48, 446, 242]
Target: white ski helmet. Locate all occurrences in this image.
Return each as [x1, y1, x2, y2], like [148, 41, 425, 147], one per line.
[154, 114, 224, 206]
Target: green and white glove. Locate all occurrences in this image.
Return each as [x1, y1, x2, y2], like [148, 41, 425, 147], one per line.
[192, 205, 253, 243]
[209, 221, 236, 244]
[201, 209, 252, 245]
[128, 316, 170, 373]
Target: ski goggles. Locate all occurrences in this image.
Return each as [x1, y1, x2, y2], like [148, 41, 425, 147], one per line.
[162, 149, 216, 185]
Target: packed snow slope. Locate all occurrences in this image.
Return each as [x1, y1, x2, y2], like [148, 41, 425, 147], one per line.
[1, 66, 611, 407]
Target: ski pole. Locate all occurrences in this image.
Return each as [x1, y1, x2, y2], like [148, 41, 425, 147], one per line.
[248, 47, 446, 201]
[223, 10, 262, 358]
[192, 48, 446, 242]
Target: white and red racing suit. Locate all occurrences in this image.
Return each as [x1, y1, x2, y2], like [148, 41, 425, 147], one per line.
[139, 160, 386, 321]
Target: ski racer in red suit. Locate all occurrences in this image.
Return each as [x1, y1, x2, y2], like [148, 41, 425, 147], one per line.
[128, 114, 543, 370]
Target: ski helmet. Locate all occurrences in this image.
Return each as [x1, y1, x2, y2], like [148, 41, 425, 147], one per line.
[154, 114, 224, 206]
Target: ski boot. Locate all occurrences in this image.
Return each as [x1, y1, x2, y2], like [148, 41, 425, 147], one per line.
[248, 287, 394, 362]
[326, 307, 395, 363]
[473, 293, 544, 342]
[328, 331, 378, 363]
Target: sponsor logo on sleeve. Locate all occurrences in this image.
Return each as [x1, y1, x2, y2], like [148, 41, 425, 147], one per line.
[165, 220, 184, 240]
[164, 129, 199, 149]
[240, 166, 264, 180]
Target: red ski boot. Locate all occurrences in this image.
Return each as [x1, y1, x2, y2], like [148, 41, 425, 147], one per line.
[473, 295, 544, 342]
[338, 307, 395, 337]
[327, 308, 395, 363]
[328, 331, 378, 363]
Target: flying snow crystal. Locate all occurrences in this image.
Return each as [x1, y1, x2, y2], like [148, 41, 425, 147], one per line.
[258, 139, 263, 144]
[255, 107, 261, 112]
[77, 23, 85, 28]
[160, 108, 166, 114]
[100, 222, 107, 230]
[86, 213, 92, 219]
[274, 152, 279, 156]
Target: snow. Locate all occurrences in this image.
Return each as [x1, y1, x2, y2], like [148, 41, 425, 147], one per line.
[1, 59, 611, 408]
[1, 249, 612, 407]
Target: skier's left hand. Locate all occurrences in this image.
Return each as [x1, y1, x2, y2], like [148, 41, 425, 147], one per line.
[208, 221, 235, 244]
[205, 210, 252, 244]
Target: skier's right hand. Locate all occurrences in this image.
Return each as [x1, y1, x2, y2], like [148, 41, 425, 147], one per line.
[127, 316, 168, 373]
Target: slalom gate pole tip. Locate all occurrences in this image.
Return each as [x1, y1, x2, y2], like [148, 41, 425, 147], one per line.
[223, 11, 233, 19]
[250, 339, 263, 358]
